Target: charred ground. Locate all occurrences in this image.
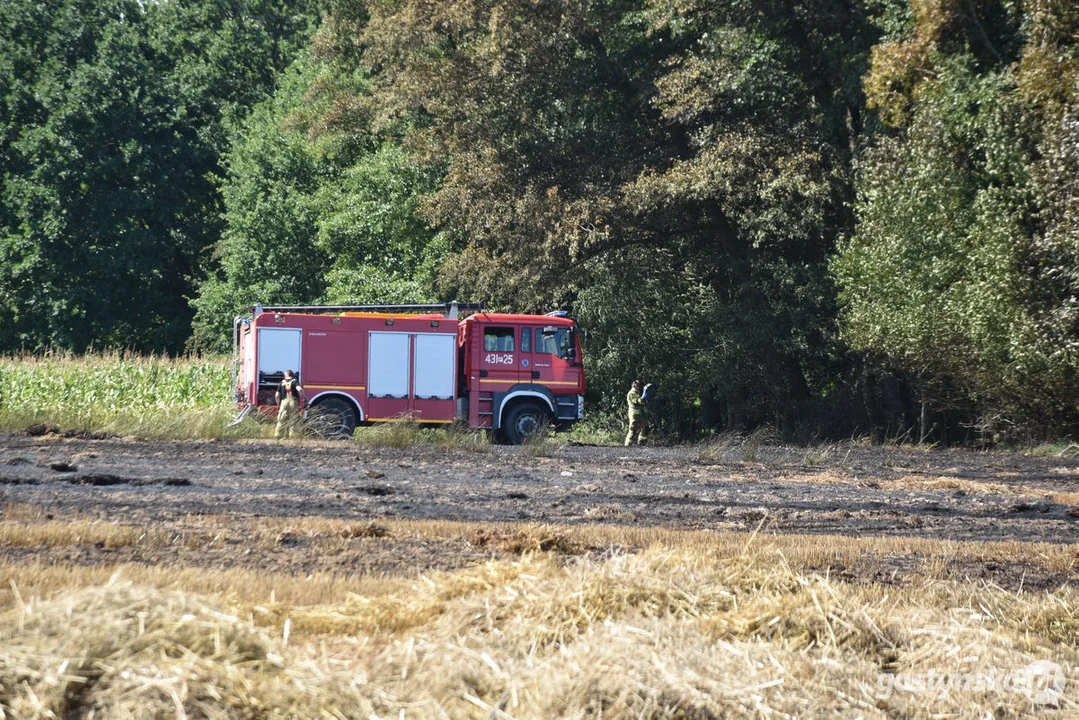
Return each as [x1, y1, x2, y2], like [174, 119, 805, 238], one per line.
[1, 430, 1077, 591]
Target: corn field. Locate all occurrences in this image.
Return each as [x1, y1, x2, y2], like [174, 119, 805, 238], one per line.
[0, 353, 241, 438]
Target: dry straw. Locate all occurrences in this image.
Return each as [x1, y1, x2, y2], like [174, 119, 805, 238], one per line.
[1, 544, 1075, 718]
[0, 577, 373, 719]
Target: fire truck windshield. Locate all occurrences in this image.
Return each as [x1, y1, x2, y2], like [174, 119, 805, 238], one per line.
[538, 326, 575, 361]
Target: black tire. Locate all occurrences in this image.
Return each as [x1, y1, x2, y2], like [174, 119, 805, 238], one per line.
[501, 402, 551, 445]
[307, 397, 358, 438]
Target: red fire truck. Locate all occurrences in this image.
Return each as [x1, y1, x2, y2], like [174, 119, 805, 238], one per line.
[231, 302, 585, 443]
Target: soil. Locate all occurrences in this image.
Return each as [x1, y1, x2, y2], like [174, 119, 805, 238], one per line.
[1, 431, 1078, 591]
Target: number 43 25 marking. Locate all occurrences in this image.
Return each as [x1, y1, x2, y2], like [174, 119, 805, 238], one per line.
[485, 353, 514, 365]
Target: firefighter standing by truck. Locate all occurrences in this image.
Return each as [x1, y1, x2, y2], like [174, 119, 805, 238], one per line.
[275, 369, 305, 439]
[625, 379, 645, 446]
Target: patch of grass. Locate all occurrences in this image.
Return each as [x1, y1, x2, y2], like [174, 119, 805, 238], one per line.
[0, 404, 261, 441]
[431, 423, 493, 451]
[469, 527, 587, 555]
[886, 475, 1079, 503]
[695, 432, 742, 462]
[696, 428, 781, 463]
[800, 442, 846, 466]
[1028, 441, 1079, 457]
[516, 425, 567, 457]
[353, 416, 424, 449]
[583, 503, 635, 520]
[742, 426, 779, 462]
[892, 474, 1015, 494]
[774, 469, 855, 485]
[563, 410, 625, 446]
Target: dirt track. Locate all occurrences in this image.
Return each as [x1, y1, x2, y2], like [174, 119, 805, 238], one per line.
[3, 431, 1078, 542]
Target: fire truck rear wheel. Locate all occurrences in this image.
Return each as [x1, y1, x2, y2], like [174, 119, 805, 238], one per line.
[502, 402, 551, 445]
[308, 397, 358, 438]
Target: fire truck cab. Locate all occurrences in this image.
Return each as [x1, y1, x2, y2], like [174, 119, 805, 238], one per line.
[232, 303, 585, 443]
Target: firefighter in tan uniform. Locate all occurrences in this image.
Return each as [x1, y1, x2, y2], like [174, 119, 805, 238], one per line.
[625, 379, 645, 446]
[275, 369, 305, 439]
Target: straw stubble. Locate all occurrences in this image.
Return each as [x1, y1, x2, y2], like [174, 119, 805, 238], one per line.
[1, 544, 1075, 718]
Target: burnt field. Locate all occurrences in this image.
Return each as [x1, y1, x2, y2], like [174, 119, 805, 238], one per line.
[2, 430, 1079, 718]
[1, 430, 1077, 589]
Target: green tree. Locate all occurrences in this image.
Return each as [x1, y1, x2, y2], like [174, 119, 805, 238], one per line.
[187, 57, 330, 352]
[0, 0, 319, 352]
[189, 50, 454, 352]
[316, 145, 451, 306]
[315, 0, 878, 433]
[835, 0, 1079, 436]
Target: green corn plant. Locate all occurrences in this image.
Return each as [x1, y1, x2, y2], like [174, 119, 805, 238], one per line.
[0, 352, 238, 439]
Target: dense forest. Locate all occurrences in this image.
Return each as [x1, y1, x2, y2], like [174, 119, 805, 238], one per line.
[1, 0, 1076, 442]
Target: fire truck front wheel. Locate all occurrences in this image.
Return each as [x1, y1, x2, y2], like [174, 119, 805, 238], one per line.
[501, 402, 551, 445]
[307, 397, 358, 438]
